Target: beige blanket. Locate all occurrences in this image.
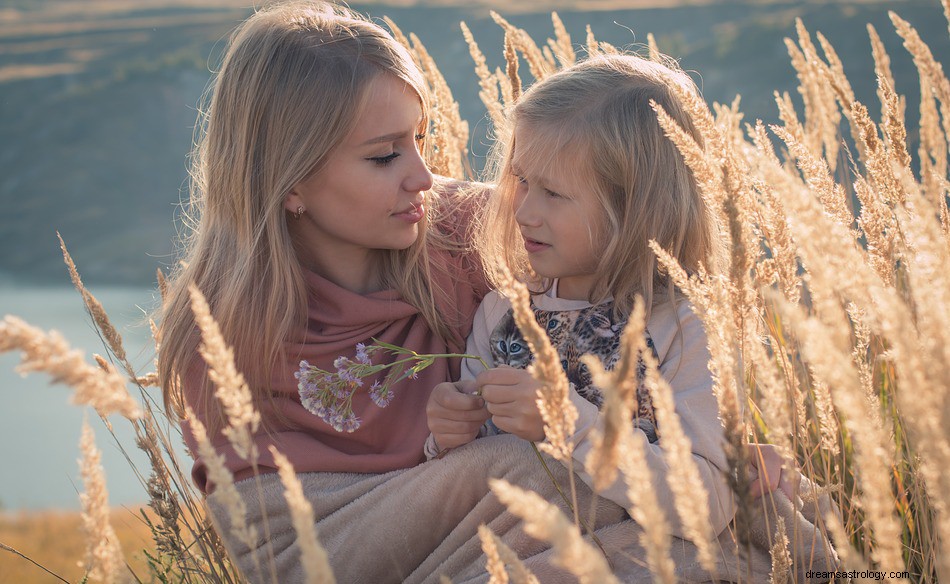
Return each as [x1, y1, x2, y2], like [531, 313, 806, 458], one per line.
[207, 434, 836, 583]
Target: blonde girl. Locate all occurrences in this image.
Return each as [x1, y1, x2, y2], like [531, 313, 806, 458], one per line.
[426, 54, 837, 578]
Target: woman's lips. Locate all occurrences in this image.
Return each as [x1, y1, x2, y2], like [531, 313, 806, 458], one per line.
[523, 237, 550, 253]
[393, 203, 424, 223]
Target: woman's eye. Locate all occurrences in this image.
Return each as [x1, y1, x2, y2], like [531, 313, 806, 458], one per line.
[545, 188, 563, 199]
[369, 153, 400, 166]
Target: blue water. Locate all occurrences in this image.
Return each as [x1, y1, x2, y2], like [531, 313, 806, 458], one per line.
[0, 284, 185, 510]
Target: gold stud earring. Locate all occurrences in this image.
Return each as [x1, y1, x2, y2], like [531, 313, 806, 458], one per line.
[293, 206, 305, 220]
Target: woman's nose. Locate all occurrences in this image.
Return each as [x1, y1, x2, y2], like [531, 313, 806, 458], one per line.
[404, 147, 434, 193]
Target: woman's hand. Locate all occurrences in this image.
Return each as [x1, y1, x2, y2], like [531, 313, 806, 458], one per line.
[476, 366, 546, 442]
[426, 380, 490, 450]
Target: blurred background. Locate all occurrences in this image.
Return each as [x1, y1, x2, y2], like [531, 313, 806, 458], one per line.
[1, 0, 946, 511]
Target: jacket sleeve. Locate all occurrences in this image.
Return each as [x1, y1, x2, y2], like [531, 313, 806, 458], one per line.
[565, 298, 736, 539]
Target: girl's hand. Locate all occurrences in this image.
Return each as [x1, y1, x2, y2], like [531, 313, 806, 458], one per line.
[426, 380, 490, 450]
[748, 443, 800, 500]
[476, 366, 546, 442]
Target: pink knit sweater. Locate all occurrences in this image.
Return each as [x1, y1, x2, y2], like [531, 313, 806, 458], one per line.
[184, 187, 488, 493]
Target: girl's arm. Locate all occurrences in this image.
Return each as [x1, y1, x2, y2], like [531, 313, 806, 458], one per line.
[568, 298, 736, 539]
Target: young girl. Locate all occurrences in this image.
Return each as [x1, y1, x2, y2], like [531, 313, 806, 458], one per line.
[428, 53, 741, 540]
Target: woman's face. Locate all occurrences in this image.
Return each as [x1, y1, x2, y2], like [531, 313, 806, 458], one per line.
[286, 73, 433, 279]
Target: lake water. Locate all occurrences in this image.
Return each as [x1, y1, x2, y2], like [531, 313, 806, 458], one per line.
[0, 284, 181, 511]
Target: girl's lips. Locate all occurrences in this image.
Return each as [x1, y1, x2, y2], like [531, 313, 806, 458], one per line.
[393, 203, 424, 223]
[523, 237, 550, 253]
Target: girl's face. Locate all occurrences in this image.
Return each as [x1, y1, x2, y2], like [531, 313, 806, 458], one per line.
[286, 73, 433, 279]
[511, 124, 605, 301]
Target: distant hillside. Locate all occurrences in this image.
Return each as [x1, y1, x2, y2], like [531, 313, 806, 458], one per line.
[0, 0, 946, 286]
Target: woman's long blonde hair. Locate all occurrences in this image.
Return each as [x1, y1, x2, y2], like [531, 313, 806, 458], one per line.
[159, 1, 455, 432]
[479, 53, 717, 317]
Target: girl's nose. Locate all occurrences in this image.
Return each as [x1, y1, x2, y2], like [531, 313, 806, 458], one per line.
[514, 189, 541, 227]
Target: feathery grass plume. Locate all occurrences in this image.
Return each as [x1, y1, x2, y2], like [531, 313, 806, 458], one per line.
[867, 24, 903, 123]
[582, 300, 715, 574]
[269, 447, 336, 584]
[579, 300, 646, 490]
[877, 74, 912, 174]
[647, 33, 660, 62]
[782, 25, 834, 167]
[0, 315, 142, 419]
[813, 31, 847, 169]
[549, 12, 575, 68]
[851, 176, 898, 284]
[135, 418, 184, 561]
[890, 11, 950, 114]
[769, 293, 904, 574]
[585, 25, 600, 57]
[504, 31, 522, 102]
[495, 66, 515, 113]
[188, 285, 260, 462]
[478, 525, 539, 584]
[495, 266, 577, 464]
[410, 32, 470, 179]
[490, 11, 551, 83]
[156, 268, 168, 302]
[649, 246, 754, 544]
[918, 76, 948, 202]
[768, 516, 791, 584]
[185, 406, 258, 566]
[808, 379, 841, 458]
[748, 169, 802, 303]
[58, 234, 131, 372]
[461, 21, 505, 129]
[743, 328, 794, 455]
[769, 124, 856, 237]
[615, 429, 677, 584]
[78, 418, 126, 584]
[479, 524, 509, 584]
[489, 479, 621, 584]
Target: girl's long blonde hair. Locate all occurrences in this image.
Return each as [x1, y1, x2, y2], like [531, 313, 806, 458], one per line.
[159, 1, 456, 433]
[479, 53, 717, 317]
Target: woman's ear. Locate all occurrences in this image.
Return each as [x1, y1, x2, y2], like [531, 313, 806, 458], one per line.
[284, 188, 306, 215]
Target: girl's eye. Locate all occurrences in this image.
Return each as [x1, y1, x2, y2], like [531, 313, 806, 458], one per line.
[368, 152, 400, 166]
[515, 175, 527, 185]
[544, 188, 563, 199]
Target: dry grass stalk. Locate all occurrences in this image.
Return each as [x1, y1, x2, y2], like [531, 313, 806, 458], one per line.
[813, 31, 846, 168]
[188, 285, 261, 462]
[58, 233, 130, 369]
[184, 405, 258, 562]
[495, 266, 577, 464]
[867, 24, 904, 124]
[479, 524, 509, 584]
[768, 516, 791, 584]
[549, 12, 575, 68]
[78, 419, 126, 584]
[504, 31, 522, 102]
[647, 32, 660, 62]
[490, 11, 551, 83]
[461, 21, 505, 129]
[583, 297, 716, 573]
[0, 315, 142, 419]
[410, 31, 470, 179]
[156, 267, 168, 301]
[585, 25, 599, 57]
[918, 76, 948, 202]
[638, 313, 718, 572]
[890, 11, 950, 115]
[478, 525, 539, 584]
[579, 299, 646, 490]
[269, 446, 336, 584]
[614, 429, 676, 584]
[770, 293, 904, 574]
[489, 479, 621, 584]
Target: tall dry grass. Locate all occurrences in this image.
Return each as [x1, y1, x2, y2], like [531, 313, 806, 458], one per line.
[1, 4, 949, 582]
